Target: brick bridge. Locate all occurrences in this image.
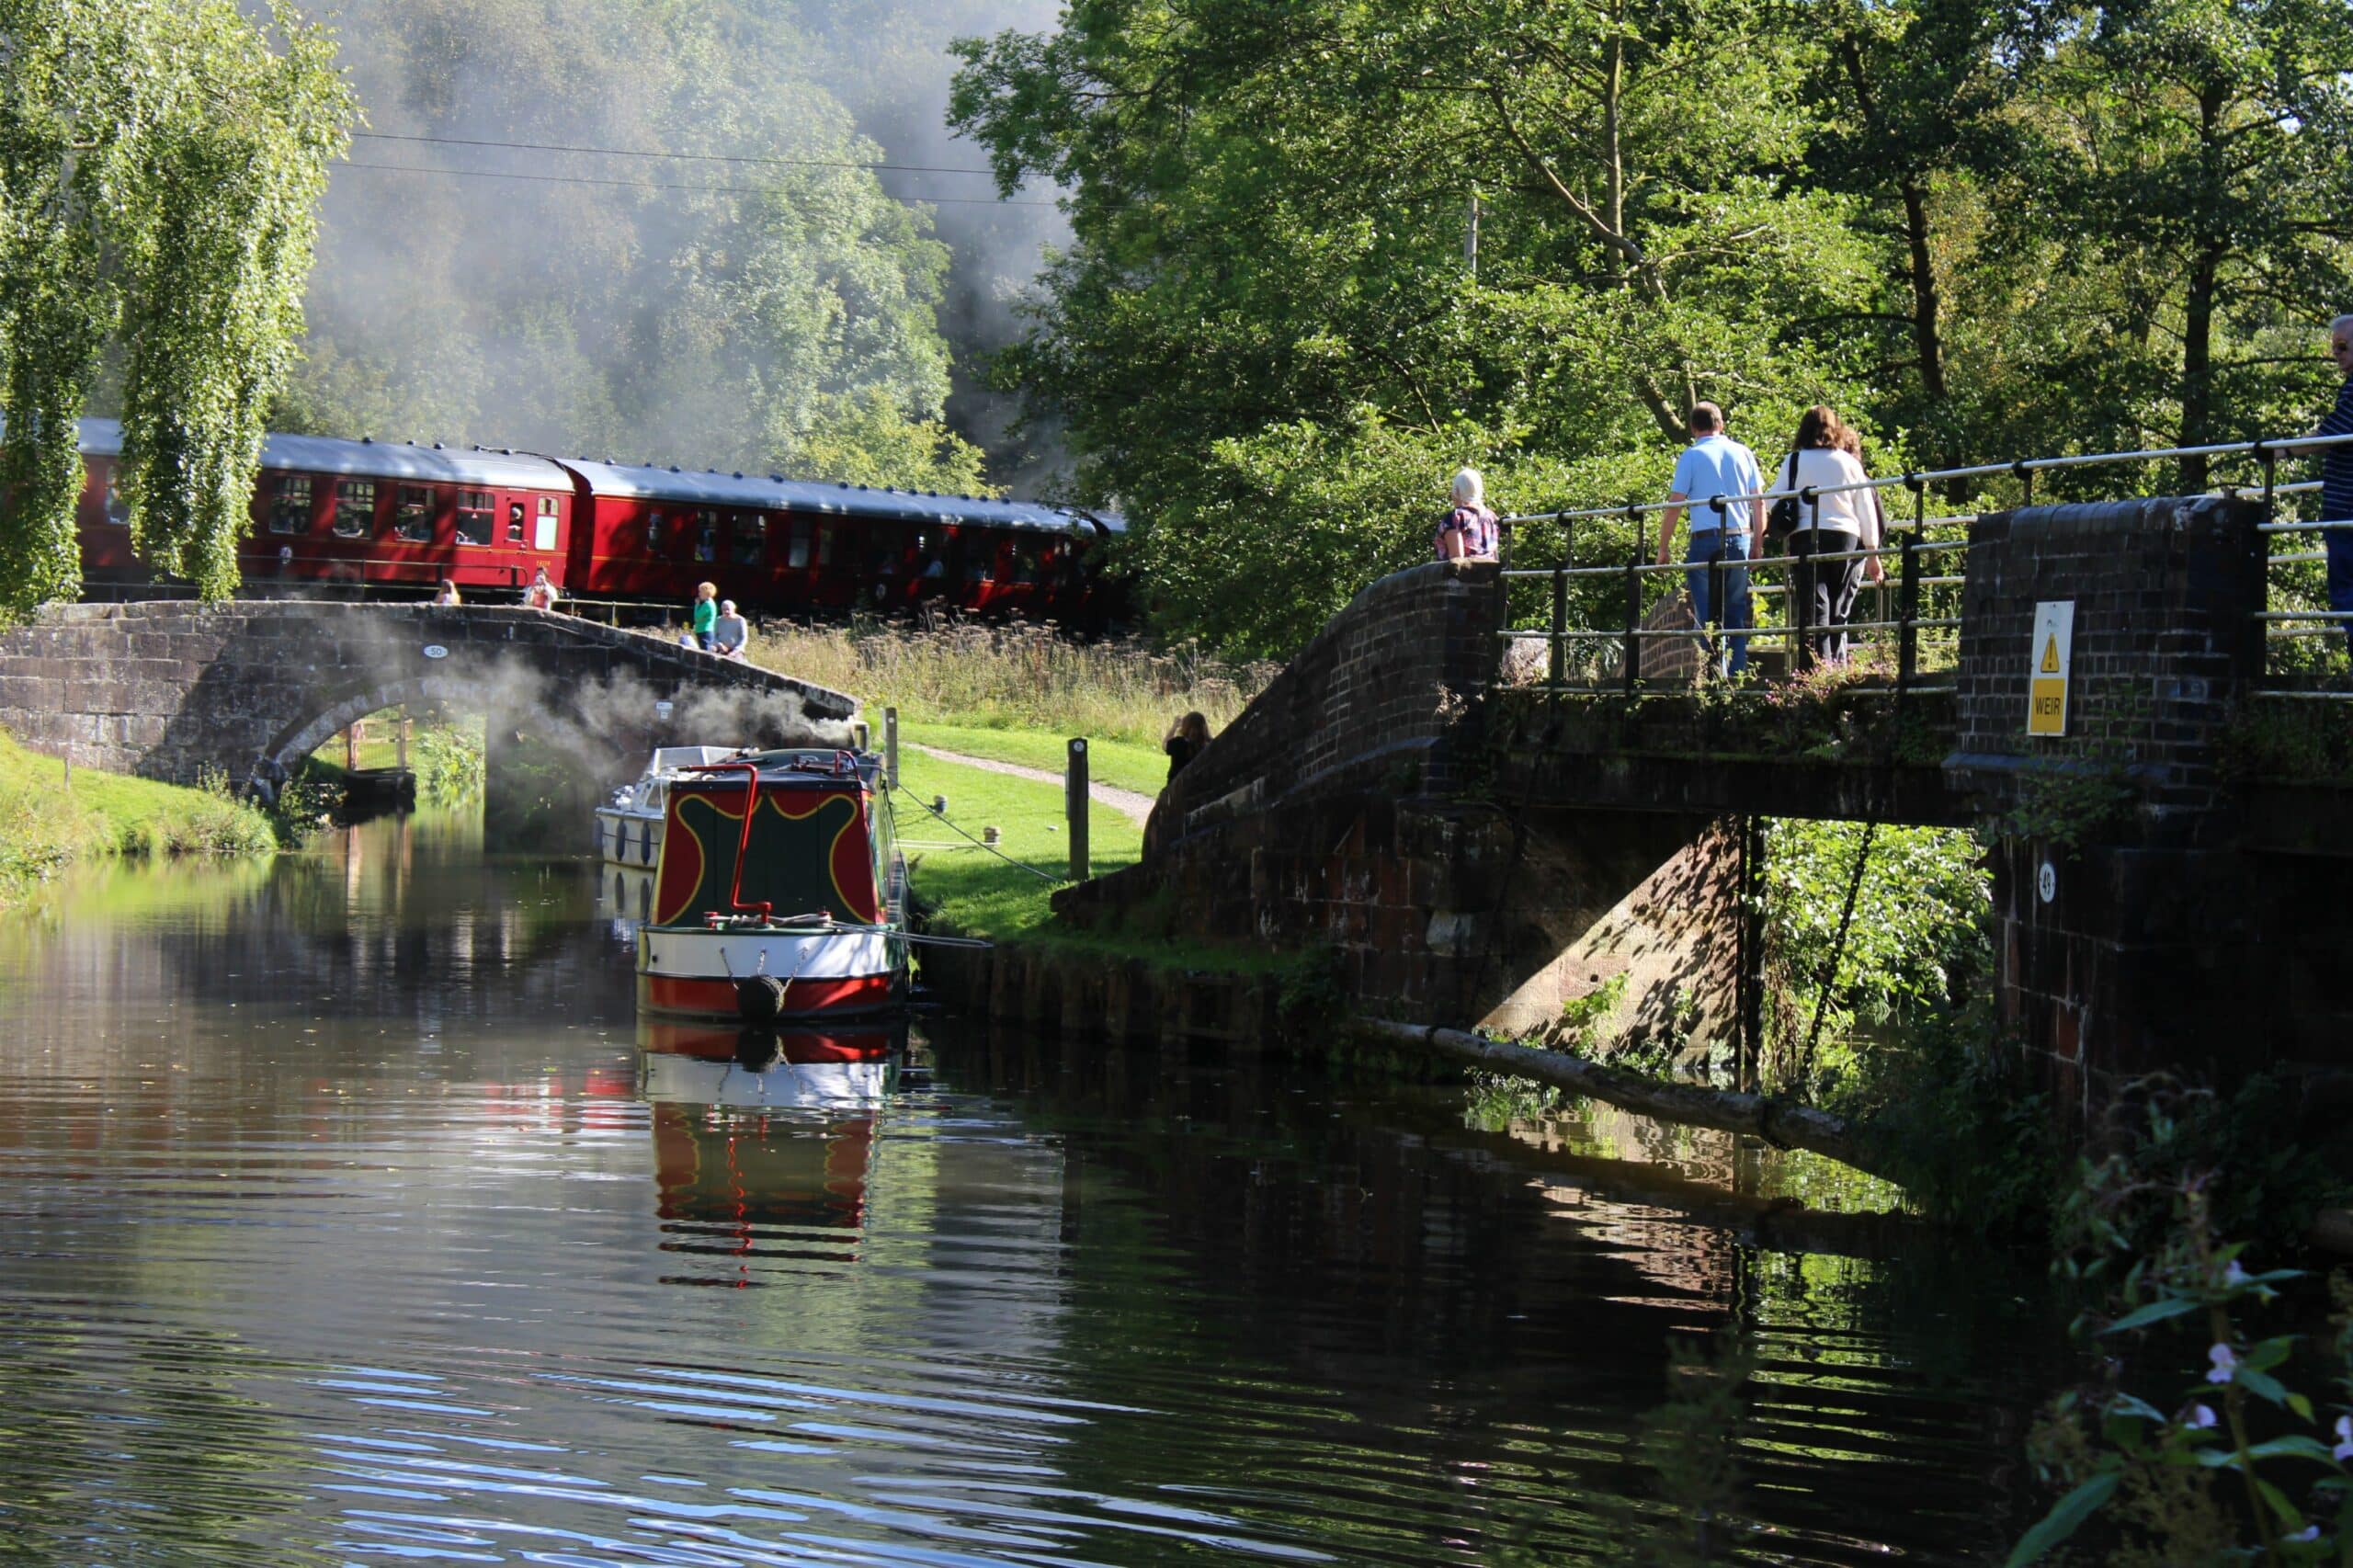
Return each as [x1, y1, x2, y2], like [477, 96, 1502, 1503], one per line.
[0, 602, 858, 828]
[1057, 495, 2351, 1113]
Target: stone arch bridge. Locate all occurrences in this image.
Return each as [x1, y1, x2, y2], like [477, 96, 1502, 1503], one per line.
[0, 602, 857, 821]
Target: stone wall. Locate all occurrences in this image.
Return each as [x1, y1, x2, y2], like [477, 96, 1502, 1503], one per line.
[0, 602, 856, 791]
[1147, 561, 1506, 853]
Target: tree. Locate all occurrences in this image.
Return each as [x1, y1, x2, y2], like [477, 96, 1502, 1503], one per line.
[2016, 0, 2353, 489]
[950, 0, 1875, 651]
[0, 0, 351, 609]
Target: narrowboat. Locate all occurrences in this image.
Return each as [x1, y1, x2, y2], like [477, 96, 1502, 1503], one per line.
[595, 745, 744, 869]
[636, 749, 907, 1022]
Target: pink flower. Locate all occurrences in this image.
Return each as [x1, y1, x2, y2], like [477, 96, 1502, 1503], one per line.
[2334, 1414, 2353, 1462]
[2205, 1344, 2238, 1385]
[2222, 1258, 2248, 1286]
[2185, 1403, 2217, 1430]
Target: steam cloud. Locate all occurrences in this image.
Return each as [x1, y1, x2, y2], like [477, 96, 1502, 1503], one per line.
[290, 0, 1068, 488]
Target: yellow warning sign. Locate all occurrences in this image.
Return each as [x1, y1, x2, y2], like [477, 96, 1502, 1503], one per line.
[2028, 602, 2074, 737]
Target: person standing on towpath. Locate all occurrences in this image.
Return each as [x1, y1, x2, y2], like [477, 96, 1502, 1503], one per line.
[1655, 403, 1764, 677]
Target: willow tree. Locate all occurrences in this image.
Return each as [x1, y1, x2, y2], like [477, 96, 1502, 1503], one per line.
[0, 0, 350, 611]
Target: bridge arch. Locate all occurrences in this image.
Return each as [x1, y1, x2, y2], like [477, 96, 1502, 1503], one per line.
[0, 602, 858, 803]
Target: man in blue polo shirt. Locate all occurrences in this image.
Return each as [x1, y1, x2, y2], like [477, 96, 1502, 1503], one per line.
[1655, 403, 1766, 676]
[2308, 314, 2353, 657]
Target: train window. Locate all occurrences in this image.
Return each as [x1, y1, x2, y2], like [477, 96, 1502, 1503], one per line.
[964, 540, 994, 583]
[730, 514, 766, 565]
[784, 520, 812, 569]
[506, 500, 527, 544]
[644, 510, 664, 555]
[455, 490, 494, 546]
[534, 496, 559, 551]
[693, 510, 718, 562]
[816, 523, 835, 567]
[103, 478, 129, 526]
[1011, 542, 1042, 585]
[332, 480, 375, 538]
[268, 475, 312, 534]
[392, 486, 433, 541]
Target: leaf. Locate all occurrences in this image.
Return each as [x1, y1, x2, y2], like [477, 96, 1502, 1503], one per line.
[2004, 1473, 2120, 1568]
[2241, 1368, 2293, 1408]
[2253, 1476, 2305, 1531]
[2101, 1297, 2201, 1334]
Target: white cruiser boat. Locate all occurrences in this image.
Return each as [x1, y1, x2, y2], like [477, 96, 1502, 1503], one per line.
[595, 746, 743, 869]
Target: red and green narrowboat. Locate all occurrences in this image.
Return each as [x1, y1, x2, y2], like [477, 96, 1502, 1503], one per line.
[636, 750, 907, 1021]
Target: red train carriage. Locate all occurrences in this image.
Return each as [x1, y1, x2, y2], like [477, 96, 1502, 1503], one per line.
[70, 420, 1124, 625]
[555, 457, 1120, 626]
[77, 419, 575, 597]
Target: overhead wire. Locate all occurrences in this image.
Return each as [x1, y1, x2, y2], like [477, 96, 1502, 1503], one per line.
[338, 159, 1064, 209]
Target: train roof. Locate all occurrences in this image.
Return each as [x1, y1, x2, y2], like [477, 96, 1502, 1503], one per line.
[76, 418, 575, 491]
[559, 456, 1124, 536]
[71, 418, 1125, 534]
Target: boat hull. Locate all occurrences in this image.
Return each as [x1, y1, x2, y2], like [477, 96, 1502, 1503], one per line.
[594, 805, 664, 869]
[636, 926, 905, 1021]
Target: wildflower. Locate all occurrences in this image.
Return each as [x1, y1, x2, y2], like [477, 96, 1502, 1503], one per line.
[2205, 1343, 2238, 1384]
[2185, 1403, 2217, 1430]
[2222, 1258, 2247, 1286]
[2288, 1526, 2320, 1543]
[2335, 1415, 2353, 1462]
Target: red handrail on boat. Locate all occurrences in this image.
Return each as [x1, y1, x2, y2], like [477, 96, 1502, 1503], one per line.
[688, 761, 772, 924]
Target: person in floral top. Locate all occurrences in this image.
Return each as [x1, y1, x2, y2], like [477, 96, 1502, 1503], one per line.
[1435, 468, 1499, 562]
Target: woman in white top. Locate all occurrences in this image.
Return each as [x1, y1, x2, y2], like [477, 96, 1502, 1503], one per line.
[1770, 405, 1885, 663]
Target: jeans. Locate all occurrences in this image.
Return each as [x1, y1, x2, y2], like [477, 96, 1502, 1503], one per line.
[1683, 530, 1752, 676]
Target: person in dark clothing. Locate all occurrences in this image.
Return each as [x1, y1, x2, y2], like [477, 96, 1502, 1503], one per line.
[1163, 711, 1212, 785]
[2306, 314, 2353, 657]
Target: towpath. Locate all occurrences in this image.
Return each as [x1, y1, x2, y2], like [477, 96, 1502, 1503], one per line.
[905, 745, 1157, 826]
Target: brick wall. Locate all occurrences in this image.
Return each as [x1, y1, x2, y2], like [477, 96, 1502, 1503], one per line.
[1944, 497, 2284, 1116]
[1147, 561, 1506, 851]
[1948, 495, 2264, 828]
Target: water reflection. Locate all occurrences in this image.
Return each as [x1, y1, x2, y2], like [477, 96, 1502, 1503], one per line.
[0, 810, 2065, 1565]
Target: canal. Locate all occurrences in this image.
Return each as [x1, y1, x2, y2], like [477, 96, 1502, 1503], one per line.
[0, 810, 2065, 1564]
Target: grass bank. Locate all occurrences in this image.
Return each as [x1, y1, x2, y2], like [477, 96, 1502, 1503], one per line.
[0, 731, 274, 903]
[895, 743, 1295, 976]
[753, 619, 1275, 748]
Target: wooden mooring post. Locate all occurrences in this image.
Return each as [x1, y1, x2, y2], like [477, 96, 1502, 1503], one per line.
[1065, 737, 1089, 881]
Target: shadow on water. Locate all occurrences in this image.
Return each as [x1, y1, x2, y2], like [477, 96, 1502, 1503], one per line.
[0, 810, 2065, 1564]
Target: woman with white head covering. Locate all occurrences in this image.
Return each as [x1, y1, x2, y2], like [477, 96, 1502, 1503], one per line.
[1435, 468, 1499, 562]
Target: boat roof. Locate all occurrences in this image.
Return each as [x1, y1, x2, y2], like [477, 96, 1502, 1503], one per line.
[645, 745, 745, 776]
[672, 748, 883, 788]
[77, 418, 574, 491]
[559, 456, 1124, 536]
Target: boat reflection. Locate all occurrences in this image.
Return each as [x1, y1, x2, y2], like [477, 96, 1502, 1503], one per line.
[636, 1019, 908, 1279]
[599, 864, 657, 943]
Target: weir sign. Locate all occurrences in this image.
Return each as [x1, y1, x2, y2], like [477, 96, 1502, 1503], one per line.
[2028, 600, 2074, 737]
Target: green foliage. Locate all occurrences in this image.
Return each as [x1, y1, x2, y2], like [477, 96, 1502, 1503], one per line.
[412, 723, 484, 803]
[278, 0, 984, 494]
[2221, 702, 2353, 786]
[2015, 1088, 2353, 1565]
[0, 730, 273, 901]
[951, 0, 2353, 654]
[0, 0, 352, 609]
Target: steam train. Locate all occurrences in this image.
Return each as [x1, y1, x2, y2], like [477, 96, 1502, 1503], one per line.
[72, 419, 1121, 624]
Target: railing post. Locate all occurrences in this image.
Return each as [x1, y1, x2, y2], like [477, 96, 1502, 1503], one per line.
[1065, 737, 1089, 881]
[2253, 439, 2279, 687]
[1622, 553, 1643, 698]
[1795, 488, 1819, 671]
[1549, 566, 1567, 689]
[1897, 528, 1920, 697]
[884, 706, 900, 789]
[2014, 459, 2036, 507]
